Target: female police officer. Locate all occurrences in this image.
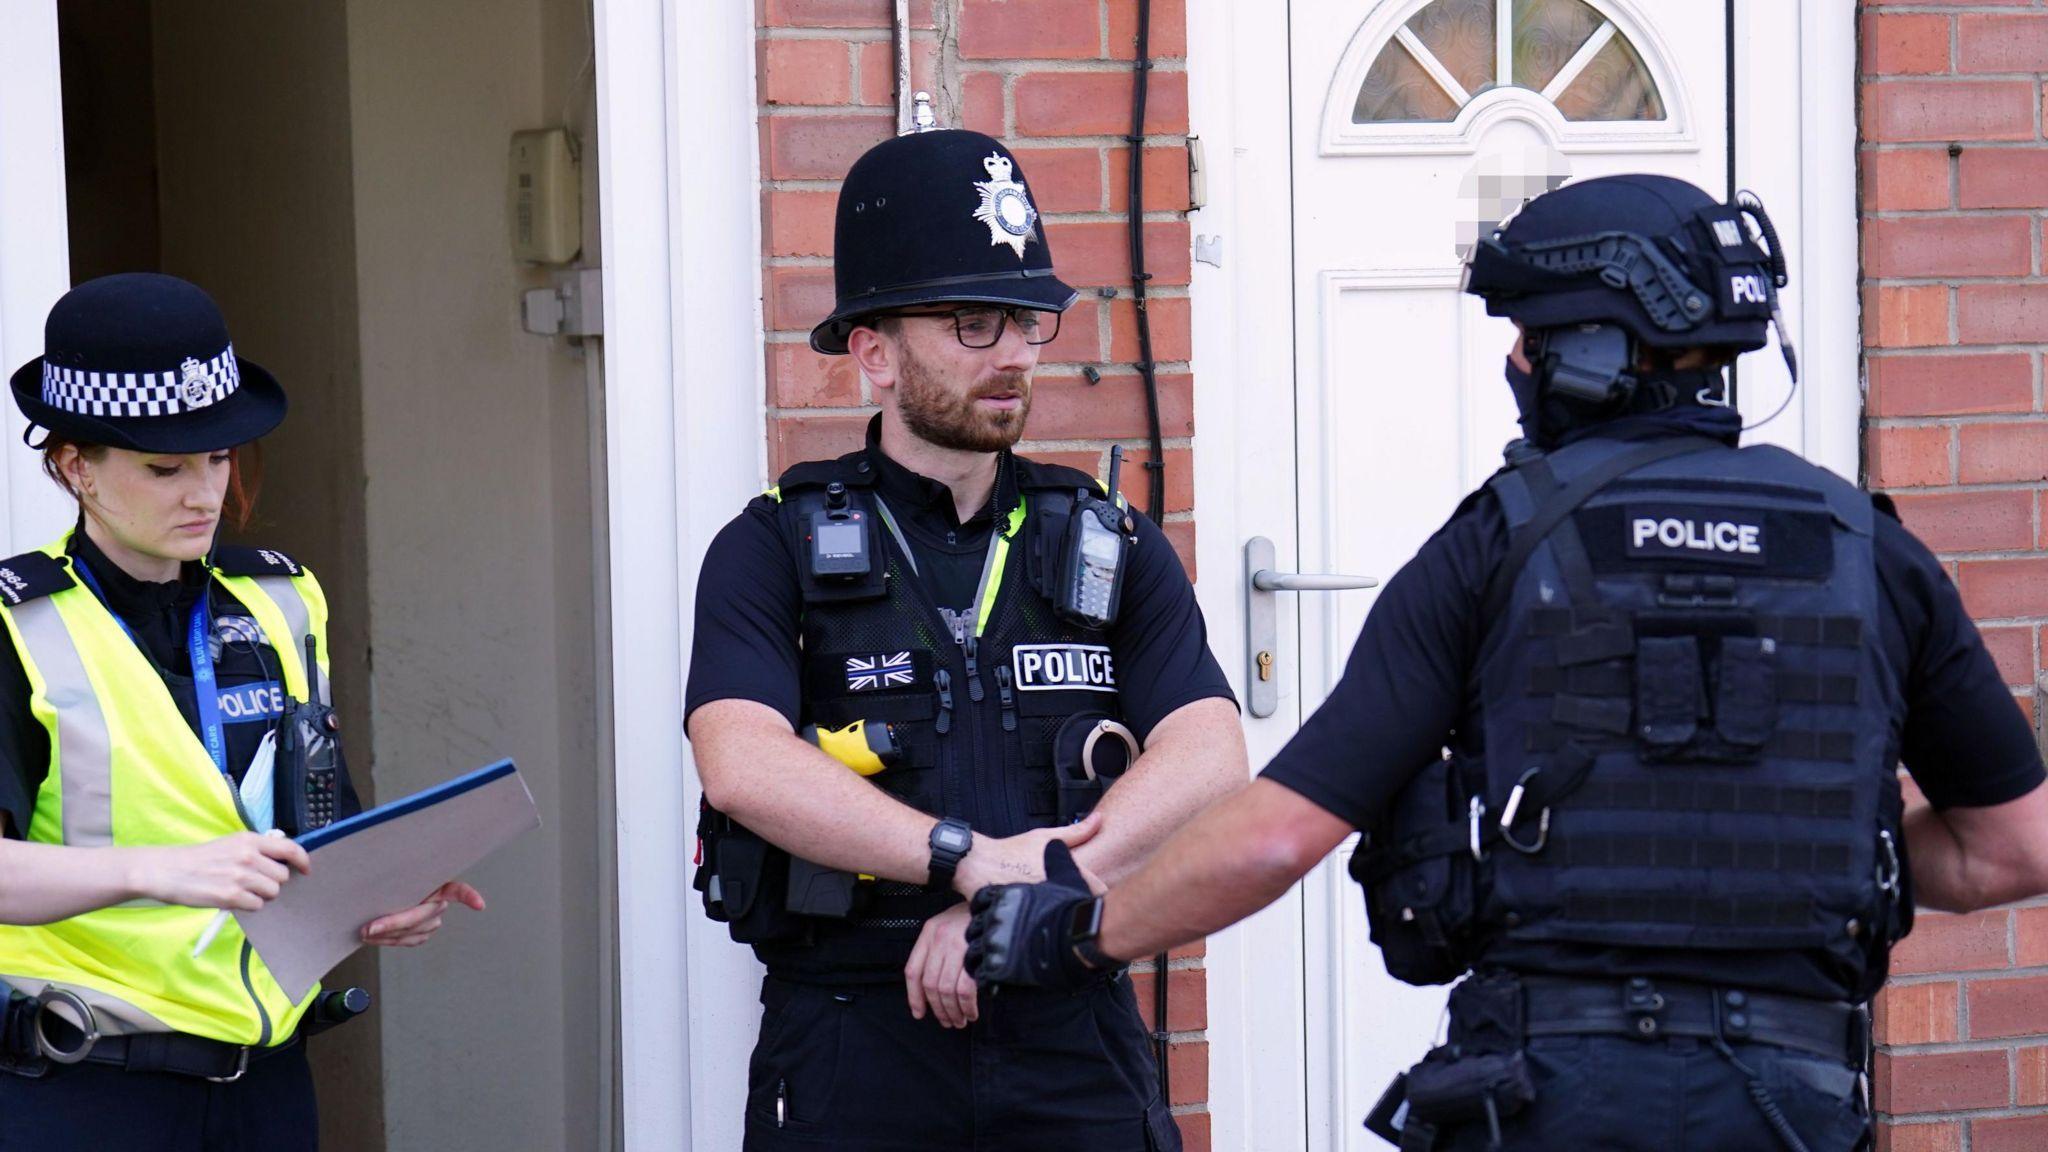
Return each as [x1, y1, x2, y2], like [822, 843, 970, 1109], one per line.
[0, 273, 483, 1150]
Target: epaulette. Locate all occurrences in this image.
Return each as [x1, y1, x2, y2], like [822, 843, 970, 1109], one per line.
[0, 552, 77, 607]
[1012, 456, 1098, 494]
[776, 451, 879, 497]
[210, 545, 305, 578]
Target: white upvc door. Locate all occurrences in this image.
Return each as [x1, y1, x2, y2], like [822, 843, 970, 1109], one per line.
[1189, 1, 1859, 1148]
[594, 1, 766, 1149]
[0, 1, 84, 551]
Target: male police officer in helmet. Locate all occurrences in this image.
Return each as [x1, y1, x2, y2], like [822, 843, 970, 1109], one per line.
[685, 123, 1244, 1150]
[965, 173, 2048, 1151]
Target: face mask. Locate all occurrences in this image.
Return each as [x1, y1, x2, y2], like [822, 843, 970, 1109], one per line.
[1504, 357, 1544, 443]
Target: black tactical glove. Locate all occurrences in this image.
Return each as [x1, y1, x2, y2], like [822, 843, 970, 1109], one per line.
[965, 840, 1107, 990]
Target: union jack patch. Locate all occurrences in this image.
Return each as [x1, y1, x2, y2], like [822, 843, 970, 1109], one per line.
[845, 651, 917, 692]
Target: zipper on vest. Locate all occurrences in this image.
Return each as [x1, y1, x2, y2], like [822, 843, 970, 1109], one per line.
[962, 637, 985, 702]
[240, 939, 273, 1047]
[994, 665, 1018, 733]
[934, 669, 954, 736]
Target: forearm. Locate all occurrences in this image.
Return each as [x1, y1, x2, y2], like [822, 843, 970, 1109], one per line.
[693, 701, 937, 886]
[0, 839, 145, 925]
[1072, 698, 1247, 886]
[1096, 778, 1350, 962]
[1903, 801, 2048, 913]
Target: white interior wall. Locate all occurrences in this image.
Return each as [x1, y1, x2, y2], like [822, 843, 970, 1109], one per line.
[344, 0, 602, 1147]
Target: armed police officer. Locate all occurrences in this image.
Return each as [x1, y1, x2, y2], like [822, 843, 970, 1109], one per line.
[685, 122, 1245, 1150]
[965, 174, 2048, 1152]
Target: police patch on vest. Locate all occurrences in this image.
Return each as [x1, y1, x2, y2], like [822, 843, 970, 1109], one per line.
[1576, 502, 1835, 579]
[1627, 511, 1766, 562]
[217, 680, 285, 724]
[1012, 644, 1116, 693]
[845, 651, 918, 692]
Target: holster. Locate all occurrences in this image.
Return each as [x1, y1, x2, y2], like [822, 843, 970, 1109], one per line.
[1365, 974, 1537, 1151]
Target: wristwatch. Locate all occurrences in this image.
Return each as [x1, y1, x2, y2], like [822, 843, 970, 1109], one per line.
[1068, 895, 1117, 970]
[926, 817, 973, 890]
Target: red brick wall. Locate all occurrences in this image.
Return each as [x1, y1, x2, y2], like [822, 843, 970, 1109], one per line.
[1862, 4, 2048, 1148]
[756, 1, 1207, 1144]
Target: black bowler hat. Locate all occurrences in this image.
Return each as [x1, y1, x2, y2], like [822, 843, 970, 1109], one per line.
[810, 129, 1078, 355]
[9, 273, 287, 453]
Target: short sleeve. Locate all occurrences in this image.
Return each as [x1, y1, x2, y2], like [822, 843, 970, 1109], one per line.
[1103, 509, 1236, 742]
[683, 499, 806, 734]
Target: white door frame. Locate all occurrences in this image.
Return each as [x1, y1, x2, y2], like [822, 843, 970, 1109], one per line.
[594, 1, 766, 1149]
[0, 1, 84, 552]
[1183, 1, 1860, 1147]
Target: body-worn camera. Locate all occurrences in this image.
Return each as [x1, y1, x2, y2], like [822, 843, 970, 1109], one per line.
[808, 481, 871, 580]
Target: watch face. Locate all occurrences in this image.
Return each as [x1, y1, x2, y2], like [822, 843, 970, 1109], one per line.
[937, 825, 971, 852]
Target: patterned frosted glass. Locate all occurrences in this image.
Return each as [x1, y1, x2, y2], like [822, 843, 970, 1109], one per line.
[1353, 39, 1461, 123]
[1551, 32, 1664, 121]
[1351, 0, 1664, 124]
[1511, 0, 1603, 91]
[1407, 0, 1497, 99]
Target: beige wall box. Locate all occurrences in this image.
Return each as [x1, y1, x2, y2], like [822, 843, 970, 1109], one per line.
[509, 127, 581, 264]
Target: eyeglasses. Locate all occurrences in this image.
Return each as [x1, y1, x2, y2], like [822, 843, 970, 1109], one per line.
[882, 306, 1063, 349]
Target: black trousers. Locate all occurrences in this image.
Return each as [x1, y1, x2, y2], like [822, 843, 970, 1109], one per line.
[744, 970, 1181, 1151]
[0, 1040, 316, 1151]
[1435, 1034, 1870, 1152]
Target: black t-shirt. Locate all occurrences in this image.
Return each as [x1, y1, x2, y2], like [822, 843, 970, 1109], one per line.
[684, 441, 1237, 746]
[0, 531, 360, 839]
[1260, 415, 2046, 998]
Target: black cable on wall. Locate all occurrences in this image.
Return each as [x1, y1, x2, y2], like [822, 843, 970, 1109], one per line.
[1124, 0, 1174, 1104]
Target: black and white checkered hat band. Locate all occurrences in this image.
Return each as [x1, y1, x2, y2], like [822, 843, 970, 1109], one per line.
[40, 343, 242, 418]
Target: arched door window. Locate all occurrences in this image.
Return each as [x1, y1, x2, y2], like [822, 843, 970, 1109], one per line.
[1323, 0, 1688, 155]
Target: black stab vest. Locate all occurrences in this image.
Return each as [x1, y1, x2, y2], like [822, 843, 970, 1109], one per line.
[754, 450, 1131, 981]
[1355, 436, 1910, 1000]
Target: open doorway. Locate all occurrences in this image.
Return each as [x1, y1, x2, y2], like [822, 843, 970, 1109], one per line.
[56, 1, 616, 1147]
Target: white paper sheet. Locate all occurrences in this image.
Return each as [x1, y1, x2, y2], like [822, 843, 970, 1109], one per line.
[232, 760, 540, 1001]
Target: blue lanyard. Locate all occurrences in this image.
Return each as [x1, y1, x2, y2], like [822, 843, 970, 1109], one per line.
[72, 557, 231, 778]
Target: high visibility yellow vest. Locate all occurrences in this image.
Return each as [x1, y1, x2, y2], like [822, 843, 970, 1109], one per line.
[0, 538, 331, 1046]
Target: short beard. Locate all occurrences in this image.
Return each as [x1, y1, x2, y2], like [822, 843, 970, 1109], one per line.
[894, 342, 1031, 453]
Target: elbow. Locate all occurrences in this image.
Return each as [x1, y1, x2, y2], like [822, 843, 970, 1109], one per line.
[1247, 824, 1323, 893]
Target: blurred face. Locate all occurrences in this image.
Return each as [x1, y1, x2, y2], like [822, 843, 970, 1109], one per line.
[62, 446, 231, 563]
[870, 307, 1043, 452]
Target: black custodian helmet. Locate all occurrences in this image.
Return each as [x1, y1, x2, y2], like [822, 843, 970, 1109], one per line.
[810, 129, 1078, 355]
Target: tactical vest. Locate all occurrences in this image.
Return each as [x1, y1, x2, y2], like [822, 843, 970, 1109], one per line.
[698, 450, 1133, 981]
[0, 538, 332, 1045]
[1355, 437, 1909, 999]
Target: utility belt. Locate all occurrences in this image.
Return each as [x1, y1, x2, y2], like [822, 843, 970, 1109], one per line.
[0, 985, 370, 1084]
[1365, 971, 1866, 1152]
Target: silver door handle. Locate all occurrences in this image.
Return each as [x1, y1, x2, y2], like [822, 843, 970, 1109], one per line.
[1251, 570, 1379, 592]
[1243, 537, 1381, 719]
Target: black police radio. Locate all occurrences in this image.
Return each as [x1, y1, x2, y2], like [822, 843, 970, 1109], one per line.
[1055, 446, 1134, 629]
[276, 634, 341, 836]
[808, 481, 872, 580]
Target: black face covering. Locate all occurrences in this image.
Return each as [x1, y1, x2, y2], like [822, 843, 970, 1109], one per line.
[1504, 356, 1543, 443]
[1506, 354, 1742, 450]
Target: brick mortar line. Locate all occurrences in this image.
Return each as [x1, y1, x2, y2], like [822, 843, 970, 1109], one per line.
[1878, 1105, 2048, 1125]
[1870, 413, 2048, 426]
[755, 105, 900, 118]
[1002, 132, 1194, 147]
[1867, 479, 2048, 494]
[1042, 211, 1199, 224]
[1017, 436, 1197, 451]
[1866, 345, 2044, 355]
[957, 58, 1189, 72]
[1864, 142, 2048, 153]
[757, 27, 905, 41]
[1864, 274, 2048, 285]
[1867, 208, 2048, 219]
